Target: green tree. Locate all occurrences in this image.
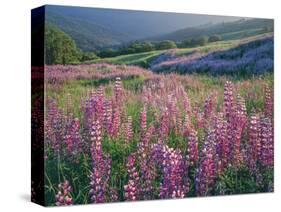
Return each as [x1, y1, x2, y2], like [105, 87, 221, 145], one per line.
[156, 40, 177, 50]
[181, 38, 192, 48]
[208, 34, 222, 42]
[45, 25, 81, 64]
[197, 36, 208, 46]
[81, 52, 99, 61]
[98, 48, 118, 58]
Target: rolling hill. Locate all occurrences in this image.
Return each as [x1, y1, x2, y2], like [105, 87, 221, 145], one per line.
[45, 5, 242, 51]
[150, 18, 273, 42]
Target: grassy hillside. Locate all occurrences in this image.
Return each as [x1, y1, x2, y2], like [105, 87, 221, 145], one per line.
[85, 50, 165, 67]
[151, 18, 273, 42]
[84, 39, 239, 67]
[85, 33, 272, 74]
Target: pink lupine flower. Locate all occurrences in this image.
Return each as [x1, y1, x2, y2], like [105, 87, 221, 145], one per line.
[124, 116, 133, 143]
[137, 125, 156, 200]
[140, 106, 147, 138]
[64, 117, 82, 156]
[260, 116, 274, 167]
[264, 85, 273, 118]
[236, 94, 247, 119]
[55, 180, 73, 206]
[203, 95, 214, 120]
[103, 100, 113, 134]
[114, 77, 122, 106]
[152, 144, 188, 199]
[183, 94, 191, 114]
[124, 154, 140, 201]
[183, 114, 191, 137]
[224, 81, 235, 120]
[111, 107, 120, 138]
[175, 111, 183, 135]
[223, 87, 247, 168]
[159, 108, 170, 140]
[83, 89, 105, 130]
[186, 129, 199, 166]
[214, 113, 229, 170]
[196, 129, 217, 196]
[231, 118, 246, 168]
[167, 94, 177, 129]
[247, 115, 261, 172]
[109, 188, 119, 202]
[45, 98, 65, 154]
[89, 120, 111, 203]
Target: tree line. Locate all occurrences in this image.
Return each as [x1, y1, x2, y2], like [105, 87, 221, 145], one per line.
[45, 25, 222, 64]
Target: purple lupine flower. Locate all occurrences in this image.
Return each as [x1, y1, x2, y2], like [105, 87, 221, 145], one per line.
[109, 188, 119, 202]
[137, 125, 156, 200]
[124, 116, 133, 143]
[259, 116, 274, 167]
[55, 180, 73, 206]
[247, 115, 261, 172]
[214, 113, 229, 170]
[186, 129, 199, 166]
[140, 106, 147, 138]
[151, 144, 188, 199]
[83, 89, 105, 130]
[89, 120, 111, 203]
[175, 110, 183, 135]
[236, 94, 247, 119]
[103, 100, 113, 134]
[159, 108, 170, 140]
[45, 98, 65, 154]
[167, 94, 177, 129]
[224, 81, 235, 120]
[231, 112, 247, 168]
[264, 85, 273, 118]
[203, 95, 214, 120]
[196, 129, 216, 196]
[183, 114, 191, 137]
[114, 77, 122, 106]
[64, 117, 82, 156]
[124, 153, 140, 201]
[111, 107, 120, 138]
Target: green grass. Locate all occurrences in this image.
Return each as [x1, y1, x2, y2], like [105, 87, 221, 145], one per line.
[85, 50, 165, 68]
[221, 28, 265, 40]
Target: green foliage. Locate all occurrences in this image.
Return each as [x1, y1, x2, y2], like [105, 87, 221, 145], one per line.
[97, 41, 156, 59]
[125, 41, 155, 54]
[196, 36, 209, 46]
[81, 52, 99, 62]
[45, 25, 81, 64]
[155, 40, 177, 50]
[181, 36, 209, 48]
[208, 34, 222, 42]
[97, 48, 119, 58]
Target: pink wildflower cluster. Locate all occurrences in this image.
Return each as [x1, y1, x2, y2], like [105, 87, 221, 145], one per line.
[55, 180, 73, 206]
